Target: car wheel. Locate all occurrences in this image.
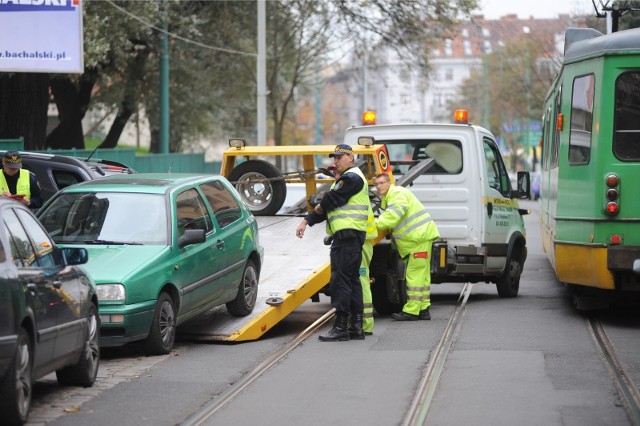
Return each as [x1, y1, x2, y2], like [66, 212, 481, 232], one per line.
[0, 327, 32, 426]
[143, 292, 176, 355]
[227, 160, 286, 216]
[227, 260, 259, 316]
[56, 304, 100, 387]
[496, 248, 522, 298]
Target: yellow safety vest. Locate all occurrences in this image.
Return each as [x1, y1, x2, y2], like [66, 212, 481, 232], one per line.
[377, 185, 439, 257]
[326, 166, 373, 235]
[0, 169, 31, 199]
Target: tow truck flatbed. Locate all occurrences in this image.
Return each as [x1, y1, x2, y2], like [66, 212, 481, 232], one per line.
[177, 216, 332, 342]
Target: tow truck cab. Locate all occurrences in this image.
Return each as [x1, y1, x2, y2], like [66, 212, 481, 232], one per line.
[343, 114, 530, 314]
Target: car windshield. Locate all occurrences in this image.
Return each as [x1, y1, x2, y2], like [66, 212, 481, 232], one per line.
[39, 192, 168, 245]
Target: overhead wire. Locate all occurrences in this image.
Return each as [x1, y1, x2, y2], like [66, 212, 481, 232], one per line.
[104, 0, 257, 58]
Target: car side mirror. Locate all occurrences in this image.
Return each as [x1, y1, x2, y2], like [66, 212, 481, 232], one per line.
[62, 247, 88, 265]
[179, 229, 206, 249]
[514, 171, 530, 199]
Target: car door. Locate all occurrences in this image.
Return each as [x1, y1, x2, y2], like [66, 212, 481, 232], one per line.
[14, 208, 86, 361]
[2, 208, 60, 368]
[199, 180, 247, 297]
[174, 187, 229, 314]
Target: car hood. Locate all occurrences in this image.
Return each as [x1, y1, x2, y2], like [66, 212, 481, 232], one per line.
[64, 245, 168, 283]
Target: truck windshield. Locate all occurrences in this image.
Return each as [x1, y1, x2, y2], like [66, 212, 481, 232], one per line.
[383, 139, 463, 175]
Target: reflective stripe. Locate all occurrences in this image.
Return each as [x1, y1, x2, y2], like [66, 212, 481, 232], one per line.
[394, 217, 434, 241]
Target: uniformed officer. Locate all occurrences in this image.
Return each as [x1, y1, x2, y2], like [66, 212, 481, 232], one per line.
[373, 173, 440, 321]
[296, 144, 373, 341]
[1, 151, 43, 209]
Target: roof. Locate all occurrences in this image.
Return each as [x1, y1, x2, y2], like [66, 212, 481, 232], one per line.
[61, 173, 221, 194]
[563, 27, 640, 63]
[431, 15, 575, 59]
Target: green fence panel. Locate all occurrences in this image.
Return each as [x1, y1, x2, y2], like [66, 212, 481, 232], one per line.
[0, 137, 25, 151]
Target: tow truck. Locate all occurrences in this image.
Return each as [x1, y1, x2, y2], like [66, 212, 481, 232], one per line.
[181, 111, 530, 341]
[179, 139, 399, 342]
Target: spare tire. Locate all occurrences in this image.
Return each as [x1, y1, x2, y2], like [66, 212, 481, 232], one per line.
[227, 160, 286, 216]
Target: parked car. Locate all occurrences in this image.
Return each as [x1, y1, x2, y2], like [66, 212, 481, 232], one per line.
[0, 199, 99, 426]
[36, 173, 264, 355]
[0, 150, 136, 202]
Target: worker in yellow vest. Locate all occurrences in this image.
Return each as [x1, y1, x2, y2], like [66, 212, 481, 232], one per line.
[1, 151, 43, 209]
[296, 144, 373, 341]
[373, 173, 440, 321]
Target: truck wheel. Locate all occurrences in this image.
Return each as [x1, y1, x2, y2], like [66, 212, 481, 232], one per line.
[143, 292, 176, 355]
[227, 260, 259, 316]
[496, 248, 522, 298]
[227, 160, 286, 216]
[370, 245, 403, 315]
[0, 327, 32, 426]
[56, 304, 100, 387]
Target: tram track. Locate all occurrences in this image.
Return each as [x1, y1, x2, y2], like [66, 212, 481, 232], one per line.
[179, 308, 335, 426]
[403, 283, 473, 426]
[587, 316, 640, 426]
[182, 283, 474, 426]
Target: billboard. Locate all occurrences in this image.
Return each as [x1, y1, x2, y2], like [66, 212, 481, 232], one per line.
[0, 0, 83, 73]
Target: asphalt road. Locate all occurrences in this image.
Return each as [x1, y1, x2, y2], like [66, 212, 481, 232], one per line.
[29, 200, 639, 426]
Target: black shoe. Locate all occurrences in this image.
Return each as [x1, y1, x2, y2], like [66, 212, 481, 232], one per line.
[348, 312, 365, 340]
[319, 313, 350, 341]
[364, 331, 373, 336]
[391, 312, 419, 321]
[419, 308, 431, 320]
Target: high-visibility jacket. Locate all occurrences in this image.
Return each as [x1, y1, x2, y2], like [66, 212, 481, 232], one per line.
[0, 170, 31, 198]
[376, 185, 439, 258]
[326, 166, 373, 235]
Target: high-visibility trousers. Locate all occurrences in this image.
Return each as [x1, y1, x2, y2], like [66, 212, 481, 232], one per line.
[402, 241, 432, 315]
[359, 239, 374, 333]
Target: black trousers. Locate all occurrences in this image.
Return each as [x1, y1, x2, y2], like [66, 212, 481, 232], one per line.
[329, 230, 365, 315]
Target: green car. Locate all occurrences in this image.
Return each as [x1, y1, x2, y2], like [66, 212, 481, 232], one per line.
[37, 174, 263, 355]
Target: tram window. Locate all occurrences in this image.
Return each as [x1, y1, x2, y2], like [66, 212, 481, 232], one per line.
[569, 74, 594, 165]
[613, 71, 640, 161]
[551, 86, 562, 168]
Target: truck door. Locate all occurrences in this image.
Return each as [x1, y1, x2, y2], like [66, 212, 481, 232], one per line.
[482, 139, 515, 264]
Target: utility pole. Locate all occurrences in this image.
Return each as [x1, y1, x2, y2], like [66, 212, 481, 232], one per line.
[159, 0, 169, 153]
[257, 0, 267, 146]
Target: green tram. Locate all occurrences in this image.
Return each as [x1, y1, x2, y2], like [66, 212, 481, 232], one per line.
[539, 27, 640, 305]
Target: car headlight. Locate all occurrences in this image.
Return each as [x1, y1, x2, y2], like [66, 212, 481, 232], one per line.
[97, 284, 126, 301]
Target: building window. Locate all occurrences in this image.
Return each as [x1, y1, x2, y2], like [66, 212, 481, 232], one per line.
[444, 39, 452, 56]
[483, 40, 492, 54]
[482, 28, 490, 37]
[462, 28, 469, 38]
[445, 68, 453, 81]
[464, 40, 472, 56]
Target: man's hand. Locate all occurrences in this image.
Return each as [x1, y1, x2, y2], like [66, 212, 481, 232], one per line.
[296, 219, 308, 239]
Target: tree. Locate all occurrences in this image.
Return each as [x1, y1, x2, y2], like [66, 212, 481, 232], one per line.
[1, 0, 480, 152]
[455, 32, 558, 171]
